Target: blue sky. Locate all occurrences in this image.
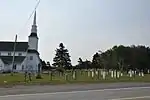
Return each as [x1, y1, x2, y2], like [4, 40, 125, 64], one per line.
[0, 0, 150, 65]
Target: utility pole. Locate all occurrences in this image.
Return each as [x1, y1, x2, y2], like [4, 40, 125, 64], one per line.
[11, 34, 17, 76]
[24, 45, 29, 82]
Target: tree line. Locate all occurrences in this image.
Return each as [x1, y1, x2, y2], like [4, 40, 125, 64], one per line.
[41, 43, 150, 72]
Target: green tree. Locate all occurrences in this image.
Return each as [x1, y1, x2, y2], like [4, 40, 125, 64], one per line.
[78, 58, 83, 65]
[76, 58, 92, 69]
[92, 52, 101, 69]
[52, 43, 72, 70]
[46, 61, 52, 70]
[76, 58, 83, 69]
[41, 60, 47, 70]
[91, 45, 150, 72]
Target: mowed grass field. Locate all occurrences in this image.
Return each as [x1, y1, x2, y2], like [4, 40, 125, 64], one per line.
[0, 70, 150, 86]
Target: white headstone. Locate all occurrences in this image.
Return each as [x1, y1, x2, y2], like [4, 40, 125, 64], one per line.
[129, 70, 132, 77]
[102, 71, 106, 79]
[148, 70, 150, 74]
[91, 71, 94, 78]
[121, 73, 123, 76]
[117, 71, 120, 78]
[132, 71, 134, 75]
[88, 71, 90, 77]
[114, 70, 117, 78]
[111, 71, 114, 78]
[141, 72, 144, 77]
[95, 71, 98, 75]
[139, 72, 141, 76]
[73, 71, 76, 79]
[135, 71, 137, 74]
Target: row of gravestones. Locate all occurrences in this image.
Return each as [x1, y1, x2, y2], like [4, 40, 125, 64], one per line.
[71, 69, 150, 80]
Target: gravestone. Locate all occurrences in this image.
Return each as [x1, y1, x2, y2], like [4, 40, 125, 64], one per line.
[72, 71, 76, 80]
[132, 71, 134, 75]
[121, 73, 123, 76]
[141, 72, 144, 77]
[135, 71, 137, 74]
[91, 70, 94, 78]
[129, 70, 132, 77]
[88, 71, 90, 77]
[114, 70, 117, 78]
[139, 72, 141, 76]
[102, 71, 106, 79]
[148, 70, 150, 74]
[111, 70, 114, 78]
[117, 71, 120, 78]
[95, 70, 98, 75]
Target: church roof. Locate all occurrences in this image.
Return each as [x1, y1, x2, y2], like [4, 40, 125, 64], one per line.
[28, 49, 39, 55]
[29, 33, 38, 38]
[0, 56, 26, 64]
[0, 42, 28, 51]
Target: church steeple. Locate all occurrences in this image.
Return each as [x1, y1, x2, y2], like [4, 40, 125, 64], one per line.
[33, 11, 36, 25]
[30, 11, 37, 37]
[28, 11, 39, 51]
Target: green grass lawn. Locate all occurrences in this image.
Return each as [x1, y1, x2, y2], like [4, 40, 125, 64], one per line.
[0, 70, 150, 86]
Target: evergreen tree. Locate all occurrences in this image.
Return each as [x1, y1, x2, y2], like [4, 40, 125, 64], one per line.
[41, 60, 47, 70]
[92, 52, 101, 69]
[46, 61, 51, 70]
[78, 58, 83, 65]
[52, 43, 72, 70]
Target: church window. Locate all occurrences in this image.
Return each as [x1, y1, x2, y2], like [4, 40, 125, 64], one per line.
[30, 56, 33, 60]
[8, 52, 11, 56]
[22, 65, 24, 70]
[18, 53, 22, 56]
[13, 64, 16, 70]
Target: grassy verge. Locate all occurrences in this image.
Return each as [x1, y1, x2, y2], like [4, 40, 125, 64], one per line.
[0, 71, 150, 87]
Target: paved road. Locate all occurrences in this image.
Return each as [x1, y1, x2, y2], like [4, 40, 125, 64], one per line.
[0, 83, 150, 100]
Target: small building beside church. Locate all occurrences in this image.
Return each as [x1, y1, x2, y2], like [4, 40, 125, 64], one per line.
[0, 11, 41, 73]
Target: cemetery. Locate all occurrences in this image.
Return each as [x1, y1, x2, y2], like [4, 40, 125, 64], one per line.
[0, 69, 150, 86]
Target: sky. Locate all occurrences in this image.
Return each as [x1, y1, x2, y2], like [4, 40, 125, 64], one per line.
[0, 0, 150, 65]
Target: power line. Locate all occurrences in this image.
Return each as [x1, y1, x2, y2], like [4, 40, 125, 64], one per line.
[18, 0, 40, 35]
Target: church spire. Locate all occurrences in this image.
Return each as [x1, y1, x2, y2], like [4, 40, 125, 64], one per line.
[33, 11, 36, 25]
[31, 11, 37, 34]
[28, 11, 39, 50]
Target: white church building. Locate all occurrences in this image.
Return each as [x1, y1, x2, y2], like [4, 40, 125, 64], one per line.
[0, 11, 41, 73]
